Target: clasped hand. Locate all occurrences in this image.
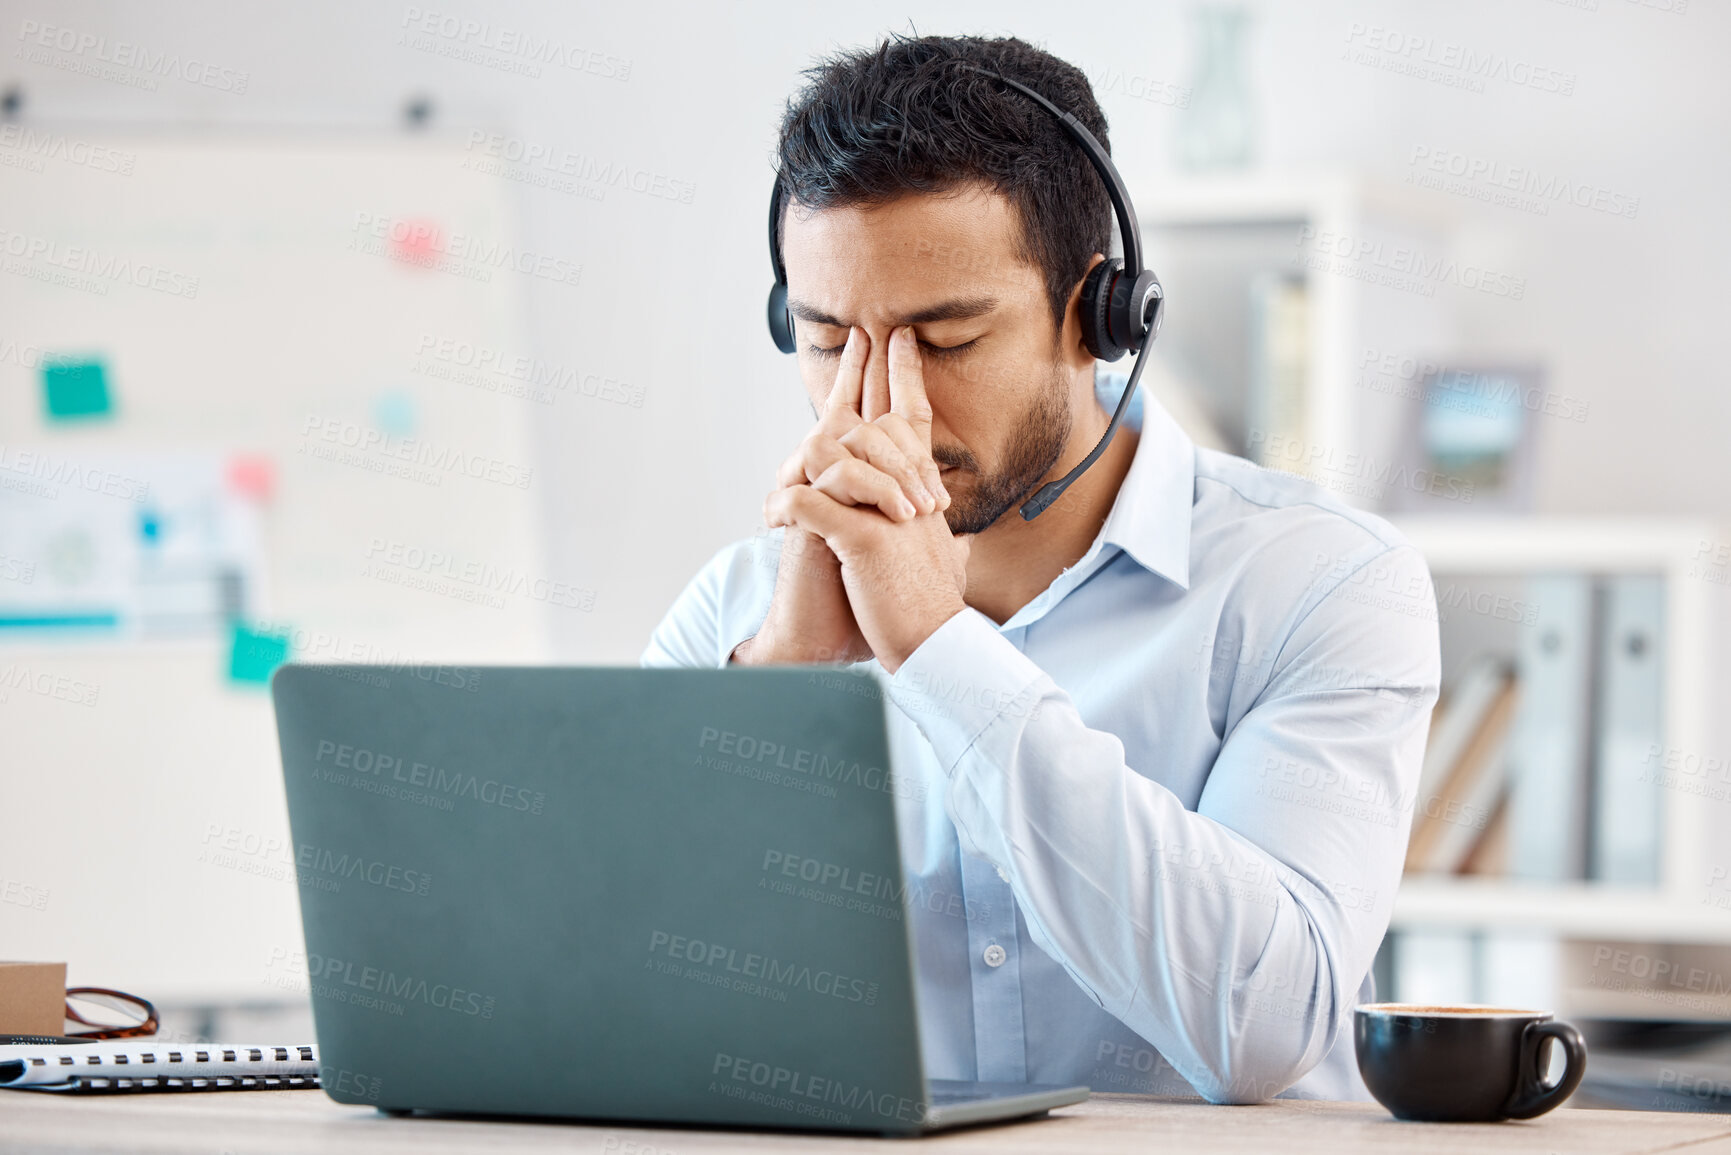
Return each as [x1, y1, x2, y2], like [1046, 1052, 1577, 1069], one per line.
[747, 326, 970, 674]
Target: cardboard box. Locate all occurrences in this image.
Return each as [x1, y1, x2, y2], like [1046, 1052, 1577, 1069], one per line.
[0, 961, 66, 1036]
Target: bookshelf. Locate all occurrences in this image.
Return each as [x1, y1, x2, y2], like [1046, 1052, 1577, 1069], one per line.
[1389, 516, 1716, 912]
[1386, 517, 1725, 1016]
[1137, 172, 1459, 499]
[1132, 174, 1726, 1006]
[1391, 878, 1731, 946]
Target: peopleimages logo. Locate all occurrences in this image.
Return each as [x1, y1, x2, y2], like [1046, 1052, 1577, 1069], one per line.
[362, 537, 597, 612]
[1248, 430, 1475, 504]
[0, 876, 50, 912]
[759, 850, 992, 924]
[1341, 22, 1576, 97]
[14, 20, 251, 93]
[1356, 349, 1590, 424]
[413, 334, 645, 408]
[398, 7, 631, 81]
[0, 227, 200, 298]
[299, 416, 534, 490]
[0, 446, 151, 502]
[311, 739, 547, 815]
[462, 131, 696, 205]
[1295, 225, 1525, 300]
[0, 125, 135, 175]
[349, 212, 582, 287]
[695, 727, 925, 802]
[269, 946, 496, 1018]
[710, 1052, 927, 1127]
[1407, 145, 1639, 220]
[648, 930, 879, 1006]
[199, 823, 433, 897]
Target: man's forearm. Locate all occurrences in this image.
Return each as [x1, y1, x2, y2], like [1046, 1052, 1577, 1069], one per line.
[885, 607, 1431, 1103]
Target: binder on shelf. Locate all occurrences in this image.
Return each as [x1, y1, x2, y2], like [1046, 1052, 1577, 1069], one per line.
[1414, 656, 1509, 811]
[1406, 665, 1518, 874]
[1459, 792, 1510, 876]
[1420, 681, 1518, 875]
[1590, 575, 1665, 884]
[1507, 575, 1594, 882]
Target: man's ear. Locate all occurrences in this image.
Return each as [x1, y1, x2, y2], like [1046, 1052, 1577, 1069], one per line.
[1059, 254, 1108, 373]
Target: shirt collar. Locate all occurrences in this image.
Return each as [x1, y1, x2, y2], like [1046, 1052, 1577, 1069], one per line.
[1098, 392, 1195, 591]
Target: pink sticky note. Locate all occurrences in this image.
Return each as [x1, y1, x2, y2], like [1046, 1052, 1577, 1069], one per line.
[226, 454, 277, 502]
[390, 218, 443, 263]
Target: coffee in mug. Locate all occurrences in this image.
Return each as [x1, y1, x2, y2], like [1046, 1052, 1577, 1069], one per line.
[1354, 1003, 1586, 1122]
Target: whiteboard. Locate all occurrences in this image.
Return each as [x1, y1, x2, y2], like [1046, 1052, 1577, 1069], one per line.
[0, 133, 553, 1001]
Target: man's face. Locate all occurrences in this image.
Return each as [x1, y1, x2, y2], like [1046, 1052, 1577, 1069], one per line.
[780, 183, 1092, 535]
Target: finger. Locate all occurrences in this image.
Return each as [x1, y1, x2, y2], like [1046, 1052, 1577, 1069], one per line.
[815, 398, 863, 440]
[824, 326, 869, 416]
[838, 423, 935, 513]
[862, 330, 891, 423]
[888, 326, 935, 451]
[764, 484, 880, 546]
[776, 432, 854, 490]
[811, 457, 919, 521]
[868, 413, 949, 511]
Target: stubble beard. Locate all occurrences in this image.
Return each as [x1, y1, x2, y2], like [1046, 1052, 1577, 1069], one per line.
[932, 365, 1074, 536]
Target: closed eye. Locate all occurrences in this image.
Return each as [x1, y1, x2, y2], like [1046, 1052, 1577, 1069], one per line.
[921, 337, 979, 359]
[807, 337, 980, 360]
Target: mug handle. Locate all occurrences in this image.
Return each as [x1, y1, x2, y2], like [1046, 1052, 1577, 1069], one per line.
[1503, 1020, 1587, 1120]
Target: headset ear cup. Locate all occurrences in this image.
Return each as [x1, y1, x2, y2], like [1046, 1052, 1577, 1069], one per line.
[767, 281, 796, 354]
[1110, 269, 1163, 355]
[1081, 258, 1125, 362]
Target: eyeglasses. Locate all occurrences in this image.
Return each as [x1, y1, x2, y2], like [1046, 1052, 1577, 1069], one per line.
[63, 987, 159, 1040]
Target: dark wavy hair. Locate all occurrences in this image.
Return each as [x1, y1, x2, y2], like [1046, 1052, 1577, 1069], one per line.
[775, 34, 1114, 333]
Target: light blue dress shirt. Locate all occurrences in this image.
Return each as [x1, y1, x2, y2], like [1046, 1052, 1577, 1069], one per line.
[642, 395, 1440, 1102]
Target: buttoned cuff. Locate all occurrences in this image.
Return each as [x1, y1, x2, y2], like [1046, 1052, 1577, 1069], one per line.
[887, 607, 1048, 775]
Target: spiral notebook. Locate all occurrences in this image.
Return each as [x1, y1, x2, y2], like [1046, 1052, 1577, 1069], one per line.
[0, 1042, 320, 1093]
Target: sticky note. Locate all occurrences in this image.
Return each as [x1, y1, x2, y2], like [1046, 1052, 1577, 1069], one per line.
[390, 218, 442, 263]
[228, 622, 291, 685]
[225, 454, 277, 502]
[372, 390, 417, 436]
[41, 358, 112, 420]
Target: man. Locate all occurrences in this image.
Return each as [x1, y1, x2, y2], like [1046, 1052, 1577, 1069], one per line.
[644, 34, 1439, 1103]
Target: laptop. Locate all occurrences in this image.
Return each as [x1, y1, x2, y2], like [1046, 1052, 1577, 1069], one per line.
[270, 664, 1087, 1134]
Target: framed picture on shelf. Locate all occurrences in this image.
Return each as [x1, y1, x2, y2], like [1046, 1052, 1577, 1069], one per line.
[1388, 364, 1544, 513]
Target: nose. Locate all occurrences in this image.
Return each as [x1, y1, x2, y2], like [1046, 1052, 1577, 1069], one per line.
[860, 325, 894, 421]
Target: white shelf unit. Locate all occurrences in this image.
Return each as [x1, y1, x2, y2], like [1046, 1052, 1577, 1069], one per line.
[1137, 173, 1460, 505]
[1392, 878, 1731, 946]
[1387, 516, 1722, 946]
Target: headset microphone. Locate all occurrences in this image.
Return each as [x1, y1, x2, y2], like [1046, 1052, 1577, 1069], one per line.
[766, 63, 1163, 521]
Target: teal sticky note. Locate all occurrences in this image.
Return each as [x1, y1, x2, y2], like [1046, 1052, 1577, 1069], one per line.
[372, 389, 417, 435]
[228, 622, 291, 685]
[42, 358, 113, 420]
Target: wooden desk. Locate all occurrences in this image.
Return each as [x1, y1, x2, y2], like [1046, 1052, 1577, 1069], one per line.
[3, 1090, 1729, 1154]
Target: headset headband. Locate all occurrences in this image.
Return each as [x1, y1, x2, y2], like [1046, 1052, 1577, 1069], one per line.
[766, 59, 1163, 521]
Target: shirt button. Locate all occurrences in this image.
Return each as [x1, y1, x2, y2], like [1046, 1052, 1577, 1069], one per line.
[983, 943, 1007, 968]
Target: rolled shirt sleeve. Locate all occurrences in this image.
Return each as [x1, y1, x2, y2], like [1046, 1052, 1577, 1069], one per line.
[886, 544, 1440, 1103]
[641, 537, 776, 669]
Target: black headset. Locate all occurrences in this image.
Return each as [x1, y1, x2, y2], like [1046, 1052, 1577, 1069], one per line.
[766, 63, 1163, 521]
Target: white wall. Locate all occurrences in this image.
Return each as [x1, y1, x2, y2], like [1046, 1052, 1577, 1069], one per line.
[7, 0, 1724, 664]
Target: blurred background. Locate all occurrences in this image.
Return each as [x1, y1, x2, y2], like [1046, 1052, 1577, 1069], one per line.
[2, 0, 1727, 1111]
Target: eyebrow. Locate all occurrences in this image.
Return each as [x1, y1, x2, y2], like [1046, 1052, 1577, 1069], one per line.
[785, 294, 1000, 328]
